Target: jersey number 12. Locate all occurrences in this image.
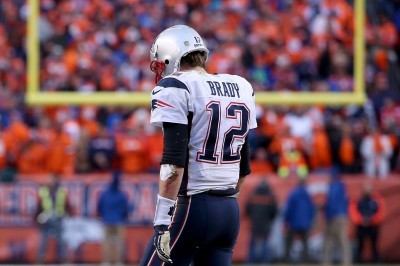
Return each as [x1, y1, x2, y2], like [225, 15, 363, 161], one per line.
[197, 101, 249, 164]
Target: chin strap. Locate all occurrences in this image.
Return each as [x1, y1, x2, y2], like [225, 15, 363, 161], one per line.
[150, 60, 166, 84]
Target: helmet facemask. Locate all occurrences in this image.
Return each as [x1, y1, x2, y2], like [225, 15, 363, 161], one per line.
[150, 60, 166, 84]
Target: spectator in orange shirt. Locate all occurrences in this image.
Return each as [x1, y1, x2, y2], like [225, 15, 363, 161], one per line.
[6, 111, 30, 156]
[259, 107, 286, 140]
[37, 117, 57, 145]
[250, 147, 273, 174]
[376, 15, 398, 47]
[309, 125, 332, 171]
[269, 124, 303, 157]
[79, 106, 100, 139]
[116, 125, 149, 174]
[146, 127, 164, 173]
[46, 125, 75, 175]
[339, 123, 357, 173]
[349, 182, 385, 263]
[18, 134, 48, 174]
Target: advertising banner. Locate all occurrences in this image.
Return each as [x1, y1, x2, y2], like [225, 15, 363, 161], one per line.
[0, 173, 398, 263]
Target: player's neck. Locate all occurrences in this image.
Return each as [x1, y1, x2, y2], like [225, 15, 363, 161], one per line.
[180, 66, 207, 74]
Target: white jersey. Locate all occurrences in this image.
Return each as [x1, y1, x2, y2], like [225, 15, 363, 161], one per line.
[150, 70, 257, 196]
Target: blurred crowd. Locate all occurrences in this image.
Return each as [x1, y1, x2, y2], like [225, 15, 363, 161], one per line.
[1, 0, 400, 178]
[246, 174, 386, 264]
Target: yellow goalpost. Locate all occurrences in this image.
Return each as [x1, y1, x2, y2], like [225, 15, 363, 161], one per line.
[26, 0, 366, 106]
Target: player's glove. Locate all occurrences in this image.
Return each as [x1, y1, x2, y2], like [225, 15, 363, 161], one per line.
[154, 225, 173, 264]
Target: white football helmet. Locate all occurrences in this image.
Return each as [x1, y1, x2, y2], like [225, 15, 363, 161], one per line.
[150, 25, 209, 83]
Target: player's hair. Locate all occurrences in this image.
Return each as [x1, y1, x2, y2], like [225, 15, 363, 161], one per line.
[180, 51, 206, 69]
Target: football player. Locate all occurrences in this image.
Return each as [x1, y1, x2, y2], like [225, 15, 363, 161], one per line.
[140, 25, 257, 266]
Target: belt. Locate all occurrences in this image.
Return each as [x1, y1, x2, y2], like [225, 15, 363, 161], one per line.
[202, 188, 239, 197]
[178, 188, 239, 198]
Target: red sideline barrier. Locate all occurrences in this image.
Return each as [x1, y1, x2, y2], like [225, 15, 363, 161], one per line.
[0, 173, 399, 263]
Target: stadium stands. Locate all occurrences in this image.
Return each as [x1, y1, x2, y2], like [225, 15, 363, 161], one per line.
[0, 0, 400, 177]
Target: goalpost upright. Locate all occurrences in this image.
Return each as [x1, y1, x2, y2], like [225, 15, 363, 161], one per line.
[26, 0, 366, 106]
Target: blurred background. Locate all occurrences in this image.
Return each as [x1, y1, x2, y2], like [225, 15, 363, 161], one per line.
[0, 0, 400, 265]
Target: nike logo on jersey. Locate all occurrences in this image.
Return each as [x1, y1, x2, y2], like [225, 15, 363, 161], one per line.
[207, 81, 241, 98]
[152, 89, 163, 95]
[151, 99, 174, 111]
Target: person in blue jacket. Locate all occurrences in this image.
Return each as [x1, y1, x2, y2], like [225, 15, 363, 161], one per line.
[284, 177, 315, 263]
[97, 171, 129, 265]
[323, 167, 352, 265]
